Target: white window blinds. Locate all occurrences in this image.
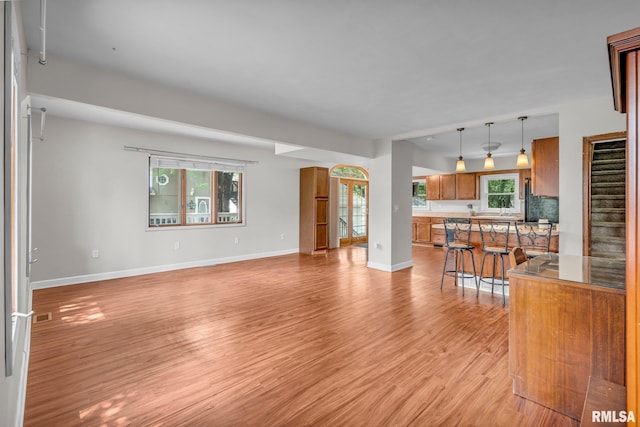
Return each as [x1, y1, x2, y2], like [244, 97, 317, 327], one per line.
[149, 155, 245, 173]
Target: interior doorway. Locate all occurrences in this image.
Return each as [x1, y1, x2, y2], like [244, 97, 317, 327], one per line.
[330, 165, 369, 247]
[582, 132, 627, 259]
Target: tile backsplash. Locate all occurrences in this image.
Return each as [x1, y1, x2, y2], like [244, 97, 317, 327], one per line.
[526, 194, 559, 223]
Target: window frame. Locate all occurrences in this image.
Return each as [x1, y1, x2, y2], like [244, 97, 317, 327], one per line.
[479, 172, 521, 213]
[147, 156, 245, 230]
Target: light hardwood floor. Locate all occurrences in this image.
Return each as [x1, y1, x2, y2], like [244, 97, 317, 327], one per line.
[25, 245, 577, 426]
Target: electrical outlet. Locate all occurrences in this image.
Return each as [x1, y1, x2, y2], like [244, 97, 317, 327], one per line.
[91, 249, 99, 258]
[280, 233, 285, 240]
[234, 237, 239, 244]
[174, 241, 180, 250]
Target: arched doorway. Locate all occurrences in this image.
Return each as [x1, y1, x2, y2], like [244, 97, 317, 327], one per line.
[330, 165, 369, 247]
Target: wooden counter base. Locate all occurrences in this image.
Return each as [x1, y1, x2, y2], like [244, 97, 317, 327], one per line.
[509, 271, 625, 420]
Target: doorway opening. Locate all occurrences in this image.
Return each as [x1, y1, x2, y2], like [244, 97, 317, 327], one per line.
[582, 132, 626, 259]
[330, 165, 369, 247]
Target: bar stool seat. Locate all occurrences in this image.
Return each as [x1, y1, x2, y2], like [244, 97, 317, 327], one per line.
[440, 218, 479, 296]
[478, 220, 511, 305]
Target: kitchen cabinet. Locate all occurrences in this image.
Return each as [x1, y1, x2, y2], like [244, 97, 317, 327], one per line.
[440, 174, 456, 200]
[426, 175, 441, 200]
[412, 217, 432, 243]
[531, 136, 559, 197]
[299, 167, 329, 254]
[455, 173, 477, 200]
[426, 173, 478, 200]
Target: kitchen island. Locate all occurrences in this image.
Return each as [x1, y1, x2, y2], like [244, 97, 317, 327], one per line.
[508, 254, 625, 420]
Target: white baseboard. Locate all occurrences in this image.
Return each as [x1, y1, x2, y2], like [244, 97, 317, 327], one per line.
[367, 259, 413, 272]
[30, 248, 299, 289]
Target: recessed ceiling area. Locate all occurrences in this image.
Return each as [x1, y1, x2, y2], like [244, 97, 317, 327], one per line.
[408, 113, 559, 160]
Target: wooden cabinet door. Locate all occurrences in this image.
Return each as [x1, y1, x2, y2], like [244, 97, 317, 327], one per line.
[455, 173, 477, 200]
[315, 167, 329, 197]
[440, 174, 456, 200]
[412, 217, 431, 243]
[426, 175, 441, 200]
[416, 221, 431, 243]
[531, 137, 559, 197]
[315, 198, 328, 250]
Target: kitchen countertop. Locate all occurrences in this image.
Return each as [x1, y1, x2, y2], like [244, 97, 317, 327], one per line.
[430, 223, 560, 235]
[509, 253, 624, 291]
[412, 211, 523, 220]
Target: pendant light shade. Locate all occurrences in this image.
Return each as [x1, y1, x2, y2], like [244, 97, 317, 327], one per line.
[456, 127, 466, 172]
[516, 116, 529, 168]
[484, 122, 495, 170]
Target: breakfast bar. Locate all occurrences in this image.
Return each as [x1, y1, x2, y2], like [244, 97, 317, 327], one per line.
[429, 217, 559, 278]
[508, 254, 625, 420]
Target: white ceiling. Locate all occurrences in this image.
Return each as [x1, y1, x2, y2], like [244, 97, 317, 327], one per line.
[19, 0, 640, 158]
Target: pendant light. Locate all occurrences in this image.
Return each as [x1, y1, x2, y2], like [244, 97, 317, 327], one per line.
[516, 116, 529, 168]
[484, 122, 495, 170]
[455, 127, 466, 172]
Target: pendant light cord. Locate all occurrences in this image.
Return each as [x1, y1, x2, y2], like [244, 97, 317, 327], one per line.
[519, 116, 527, 150]
[485, 122, 493, 153]
[457, 127, 464, 157]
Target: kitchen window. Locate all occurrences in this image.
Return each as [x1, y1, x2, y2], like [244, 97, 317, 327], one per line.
[148, 155, 244, 227]
[480, 173, 520, 214]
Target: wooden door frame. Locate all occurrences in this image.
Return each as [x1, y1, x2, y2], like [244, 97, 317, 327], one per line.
[608, 27, 640, 422]
[582, 132, 627, 256]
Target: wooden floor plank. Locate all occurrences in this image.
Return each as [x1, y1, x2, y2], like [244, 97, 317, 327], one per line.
[24, 246, 577, 426]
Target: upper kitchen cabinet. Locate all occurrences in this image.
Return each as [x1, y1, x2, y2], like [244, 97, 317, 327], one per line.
[440, 174, 456, 200]
[425, 173, 478, 200]
[426, 175, 441, 200]
[531, 136, 559, 197]
[455, 173, 477, 200]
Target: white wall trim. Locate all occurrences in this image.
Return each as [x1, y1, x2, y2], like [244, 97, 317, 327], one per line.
[367, 260, 413, 272]
[31, 248, 299, 289]
[14, 319, 32, 427]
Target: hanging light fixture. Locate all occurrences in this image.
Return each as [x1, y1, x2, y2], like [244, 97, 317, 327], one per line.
[516, 116, 529, 168]
[484, 122, 495, 170]
[455, 127, 466, 172]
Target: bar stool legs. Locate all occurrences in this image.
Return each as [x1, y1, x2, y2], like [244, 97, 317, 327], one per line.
[479, 252, 508, 305]
[440, 247, 479, 296]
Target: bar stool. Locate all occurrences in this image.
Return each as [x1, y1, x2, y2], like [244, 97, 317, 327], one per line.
[478, 220, 511, 305]
[440, 218, 479, 296]
[515, 221, 553, 258]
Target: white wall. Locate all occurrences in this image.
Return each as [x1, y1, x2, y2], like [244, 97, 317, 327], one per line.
[368, 139, 413, 271]
[30, 116, 316, 285]
[558, 96, 627, 255]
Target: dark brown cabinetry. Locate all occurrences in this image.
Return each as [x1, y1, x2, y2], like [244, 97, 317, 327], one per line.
[531, 136, 559, 197]
[300, 167, 329, 254]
